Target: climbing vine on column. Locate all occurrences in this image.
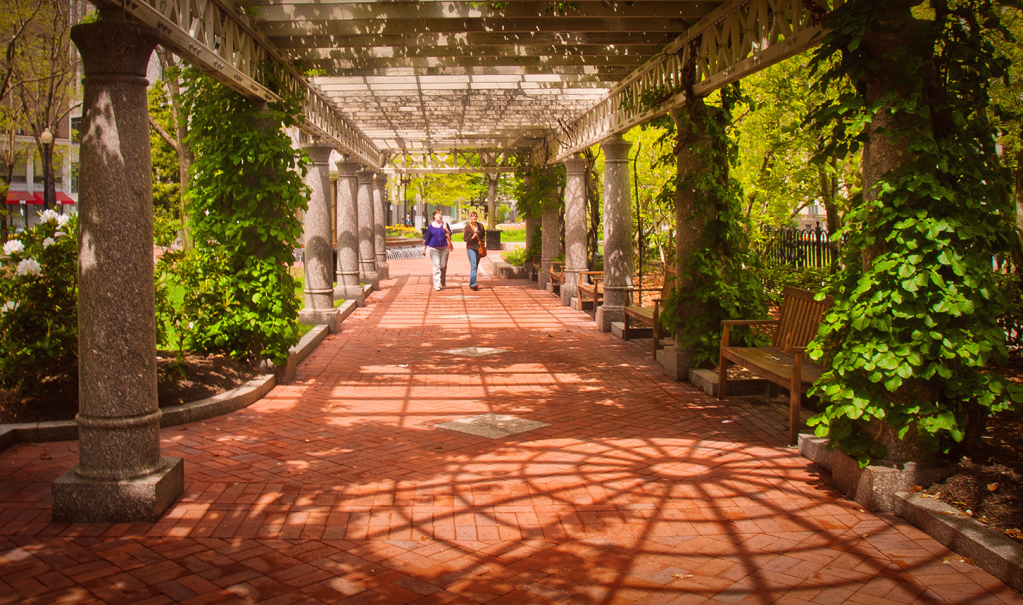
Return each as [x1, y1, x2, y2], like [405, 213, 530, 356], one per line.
[167, 67, 310, 367]
[805, 0, 1023, 464]
[659, 86, 769, 367]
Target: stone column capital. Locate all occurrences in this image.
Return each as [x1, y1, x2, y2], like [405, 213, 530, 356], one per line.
[563, 154, 587, 175]
[357, 169, 374, 184]
[71, 20, 158, 79]
[336, 162, 359, 177]
[374, 173, 388, 188]
[601, 134, 633, 164]
[301, 142, 334, 165]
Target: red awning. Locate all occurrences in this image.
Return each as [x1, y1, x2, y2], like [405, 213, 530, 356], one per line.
[33, 192, 76, 205]
[5, 190, 36, 204]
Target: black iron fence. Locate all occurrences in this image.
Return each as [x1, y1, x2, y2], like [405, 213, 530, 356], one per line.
[760, 225, 837, 269]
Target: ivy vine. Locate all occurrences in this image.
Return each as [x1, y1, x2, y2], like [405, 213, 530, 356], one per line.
[163, 66, 310, 367]
[804, 0, 1023, 464]
[659, 86, 769, 367]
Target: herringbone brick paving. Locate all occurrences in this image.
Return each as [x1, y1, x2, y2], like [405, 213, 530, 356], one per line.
[1, 250, 1020, 604]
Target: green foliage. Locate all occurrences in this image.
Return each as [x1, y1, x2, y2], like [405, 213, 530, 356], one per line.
[169, 67, 309, 366]
[501, 247, 529, 266]
[658, 89, 770, 368]
[513, 163, 566, 219]
[0, 210, 77, 398]
[804, 0, 1023, 464]
[755, 258, 832, 307]
[387, 225, 421, 239]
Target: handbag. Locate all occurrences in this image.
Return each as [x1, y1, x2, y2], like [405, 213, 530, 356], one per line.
[471, 223, 487, 257]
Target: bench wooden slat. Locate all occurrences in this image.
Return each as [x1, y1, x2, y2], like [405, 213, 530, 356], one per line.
[720, 346, 826, 386]
[623, 267, 675, 355]
[719, 286, 833, 446]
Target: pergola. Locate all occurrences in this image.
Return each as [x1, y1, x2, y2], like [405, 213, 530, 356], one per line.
[110, 0, 830, 170]
[59, 0, 843, 522]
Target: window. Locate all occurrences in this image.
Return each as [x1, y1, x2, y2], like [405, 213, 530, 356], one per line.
[71, 117, 82, 143]
[71, 163, 78, 193]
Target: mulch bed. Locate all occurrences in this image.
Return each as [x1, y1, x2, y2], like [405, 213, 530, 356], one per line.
[0, 353, 263, 424]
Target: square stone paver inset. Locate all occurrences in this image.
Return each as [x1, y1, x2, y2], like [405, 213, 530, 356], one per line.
[441, 346, 509, 357]
[436, 413, 550, 439]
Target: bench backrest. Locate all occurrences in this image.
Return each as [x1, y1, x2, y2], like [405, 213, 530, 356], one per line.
[772, 286, 833, 352]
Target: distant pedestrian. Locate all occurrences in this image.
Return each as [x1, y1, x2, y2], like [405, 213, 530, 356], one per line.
[440, 219, 453, 288]
[463, 211, 485, 291]
[404, 213, 412, 227]
[423, 209, 449, 291]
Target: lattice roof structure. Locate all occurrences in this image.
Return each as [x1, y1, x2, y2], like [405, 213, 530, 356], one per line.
[102, 0, 835, 170]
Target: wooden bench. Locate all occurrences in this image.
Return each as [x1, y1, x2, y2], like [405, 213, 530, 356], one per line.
[529, 255, 542, 281]
[548, 261, 565, 292]
[622, 267, 675, 355]
[718, 286, 833, 445]
[576, 270, 603, 313]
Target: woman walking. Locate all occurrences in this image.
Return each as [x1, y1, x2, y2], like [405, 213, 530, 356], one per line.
[463, 211, 485, 291]
[423, 209, 450, 291]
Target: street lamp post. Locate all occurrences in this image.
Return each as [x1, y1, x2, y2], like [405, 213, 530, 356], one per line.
[400, 173, 412, 227]
[40, 127, 54, 212]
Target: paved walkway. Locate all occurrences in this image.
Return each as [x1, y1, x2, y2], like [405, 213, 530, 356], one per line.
[2, 250, 1020, 604]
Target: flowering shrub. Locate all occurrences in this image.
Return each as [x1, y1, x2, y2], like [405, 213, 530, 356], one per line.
[386, 225, 422, 239]
[0, 210, 79, 400]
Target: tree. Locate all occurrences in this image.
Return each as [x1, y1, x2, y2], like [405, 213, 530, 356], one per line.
[147, 48, 194, 249]
[625, 120, 677, 266]
[0, 0, 45, 243]
[15, 0, 80, 211]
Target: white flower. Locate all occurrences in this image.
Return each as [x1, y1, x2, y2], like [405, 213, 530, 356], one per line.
[16, 258, 41, 276]
[3, 240, 24, 255]
[39, 209, 59, 223]
[54, 231, 66, 239]
[42, 237, 55, 248]
[0, 301, 18, 316]
[56, 214, 70, 227]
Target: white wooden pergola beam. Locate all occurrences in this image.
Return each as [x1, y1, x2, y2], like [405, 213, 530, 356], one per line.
[386, 148, 522, 174]
[91, 0, 383, 168]
[535, 0, 837, 164]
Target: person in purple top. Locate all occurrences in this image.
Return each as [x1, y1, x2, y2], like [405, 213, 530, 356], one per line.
[422, 209, 451, 291]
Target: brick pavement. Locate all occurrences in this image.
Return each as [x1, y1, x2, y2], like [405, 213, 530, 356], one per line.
[1, 250, 1021, 604]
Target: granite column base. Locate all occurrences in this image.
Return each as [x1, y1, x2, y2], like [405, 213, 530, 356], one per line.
[299, 308, 340, 333]
[334, 284, 366, 307]
[595, 305, 624, 333]
[52, 457, 184, 523]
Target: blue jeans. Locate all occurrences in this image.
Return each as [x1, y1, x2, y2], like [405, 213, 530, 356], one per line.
[467, 248, 479, 287]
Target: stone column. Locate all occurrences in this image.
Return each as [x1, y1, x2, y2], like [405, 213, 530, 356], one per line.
[299, 142, 338, 332]
[596, 134, 634, 332]
[357, 169, 379, 290]
[335, 159, 364, 306]
[486, 172, 498, 230]
[661, 105, 713, 380]
[561, 154, 587, 306]
[373, 173, 389, 280]
[539, 205, 561, 290]
[52, 17, 183, 523]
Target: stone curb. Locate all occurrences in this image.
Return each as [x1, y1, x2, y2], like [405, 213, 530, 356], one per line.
[800, 435, 1023, 594]
[894, 492, 1023, 593]
[0, 324, 334, 453]
[484, 256, 527, 279]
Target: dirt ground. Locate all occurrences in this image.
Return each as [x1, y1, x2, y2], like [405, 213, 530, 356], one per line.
[0, 352, 263, 424]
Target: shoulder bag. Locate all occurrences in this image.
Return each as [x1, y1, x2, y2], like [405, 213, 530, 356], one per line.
[471, 223, 487, 257]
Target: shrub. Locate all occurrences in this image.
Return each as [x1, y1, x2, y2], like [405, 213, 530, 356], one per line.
[0, 210, 78, 399]
[501, 247, 529, 266]
[176, 68, 308, 367]
[387, 225, 421, 239]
